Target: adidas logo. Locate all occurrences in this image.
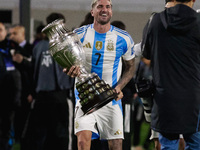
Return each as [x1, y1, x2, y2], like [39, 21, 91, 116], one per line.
[83, 42, 92, 48]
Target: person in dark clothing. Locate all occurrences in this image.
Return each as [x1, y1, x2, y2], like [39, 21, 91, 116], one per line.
[9, 25, 33, 54]
[11, 13, 75, 150]
[32, 24, 46, 47]
[141, 0, 200, 149]
[9, 24, 33, 148]
[27, 13, 74, 150]
[0, 22, 21, 150]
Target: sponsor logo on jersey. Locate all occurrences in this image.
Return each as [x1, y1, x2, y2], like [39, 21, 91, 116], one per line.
[83, 42, 92, 48]
[106, 40, 114, 51]
[95, 41, 103, 50]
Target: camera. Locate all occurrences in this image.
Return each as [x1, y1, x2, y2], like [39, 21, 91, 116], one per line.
[135, 78, 155, 98]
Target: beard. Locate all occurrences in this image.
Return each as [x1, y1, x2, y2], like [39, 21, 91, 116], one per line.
[97, 15, 111, 25]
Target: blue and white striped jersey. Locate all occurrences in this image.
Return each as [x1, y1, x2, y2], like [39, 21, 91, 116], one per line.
[74, 24, 135, 88]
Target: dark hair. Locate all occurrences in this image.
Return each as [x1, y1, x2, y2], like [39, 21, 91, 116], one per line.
[80, 12, 94, 27]
[46, 13, 65, 24]
[165, 0, 174, 3]
[176, 0, 191, 2]
[111, 21, 126, 30]
[36, 24, 45, 33]
[166, 0, 191, 3]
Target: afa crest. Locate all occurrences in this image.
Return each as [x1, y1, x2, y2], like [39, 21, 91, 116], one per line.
[107, 40, 114, 51]
[95, 41, 103, 50]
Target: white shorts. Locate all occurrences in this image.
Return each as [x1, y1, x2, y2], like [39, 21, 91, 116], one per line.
[74, 100, 124, 140]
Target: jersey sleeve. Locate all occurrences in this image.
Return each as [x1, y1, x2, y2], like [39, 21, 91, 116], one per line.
[73, 25, 90, 42]
[122, 33, 135, 61]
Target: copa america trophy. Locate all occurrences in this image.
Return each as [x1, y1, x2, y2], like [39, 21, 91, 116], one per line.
[42, 19, 117, 114]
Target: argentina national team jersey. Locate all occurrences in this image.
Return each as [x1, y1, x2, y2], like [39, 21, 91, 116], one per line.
[74, 24, 135, 88]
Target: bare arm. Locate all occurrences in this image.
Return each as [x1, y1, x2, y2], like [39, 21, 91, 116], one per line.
[116, 58, 135, 90]
[115, 58, 135, 100]
[141, 57, 151, 67]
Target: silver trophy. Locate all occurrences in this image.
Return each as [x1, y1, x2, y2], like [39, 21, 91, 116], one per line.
[42, 19, 117, 114]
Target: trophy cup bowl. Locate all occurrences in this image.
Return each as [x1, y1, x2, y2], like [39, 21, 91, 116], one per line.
[42, 19, 117, 115]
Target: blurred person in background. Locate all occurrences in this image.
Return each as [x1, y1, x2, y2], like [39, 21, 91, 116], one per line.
[28, 13, 74, 150]
[9, 13, 75, 150]
[8, 24, 33, 150]
[32, 24, 46, 47]
[0, 22, 21, 150]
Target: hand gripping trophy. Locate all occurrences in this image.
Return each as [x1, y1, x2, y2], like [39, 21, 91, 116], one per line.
[42, 19, 117, 115]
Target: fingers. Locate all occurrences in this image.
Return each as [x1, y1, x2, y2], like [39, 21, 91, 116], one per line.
[115, 89, 124, 101]
[117, 91, 124, 101]
[69, 66, 80, 77]
[10, 49, 15, 56]
[63, 66, 81, 78]
[63, 68, 68, 73]
[12, 53, 23, 63]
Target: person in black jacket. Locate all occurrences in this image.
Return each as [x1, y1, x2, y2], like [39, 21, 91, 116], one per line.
[141, 0, 200, 149]
[8, 24, 33, 149]
[0, 22, 21, 150]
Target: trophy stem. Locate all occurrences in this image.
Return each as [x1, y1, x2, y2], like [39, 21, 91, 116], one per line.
[78, 67, 90, 82]
[80, 66, 88, 74]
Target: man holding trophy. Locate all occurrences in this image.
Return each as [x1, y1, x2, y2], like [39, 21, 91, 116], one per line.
[67, 0, 135, 149]
[42, 0, 135, 149]
[66, 0, 135, 149]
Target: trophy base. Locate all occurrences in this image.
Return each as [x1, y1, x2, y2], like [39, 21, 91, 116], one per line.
[82, 91, 117, 115]
[76, 73, 117, 115]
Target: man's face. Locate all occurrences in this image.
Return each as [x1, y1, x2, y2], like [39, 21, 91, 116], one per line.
[9, 27, 25, 44]
[91, 0, 112, 25]
[0, 23, 7, 42]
